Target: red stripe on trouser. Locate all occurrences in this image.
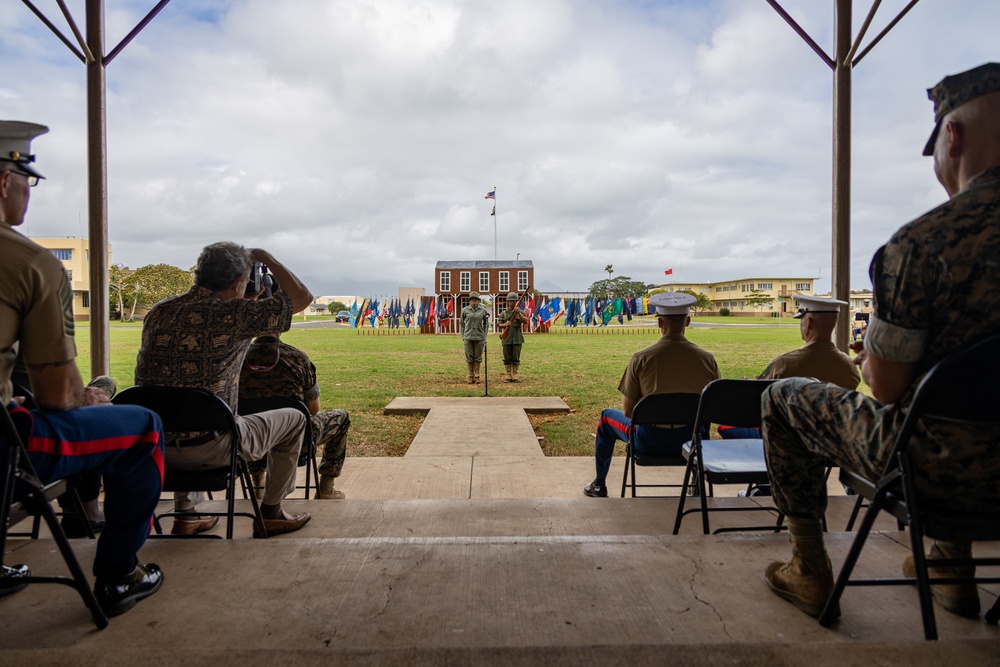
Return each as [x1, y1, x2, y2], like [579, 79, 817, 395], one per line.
[600, 414, 629, 435]
[28, 431, 161, 457]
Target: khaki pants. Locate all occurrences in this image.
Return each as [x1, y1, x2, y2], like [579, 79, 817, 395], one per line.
[167, 407, 306, 511]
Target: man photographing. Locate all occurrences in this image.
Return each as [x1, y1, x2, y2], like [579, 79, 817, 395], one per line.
[136, 242, 315, 537]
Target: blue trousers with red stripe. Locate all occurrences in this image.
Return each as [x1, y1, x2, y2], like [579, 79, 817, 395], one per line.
[14, 404, 165, 579]
[594, 408, 691, 482]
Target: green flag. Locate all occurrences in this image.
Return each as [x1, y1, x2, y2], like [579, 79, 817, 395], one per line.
[602, 298, 623, 325]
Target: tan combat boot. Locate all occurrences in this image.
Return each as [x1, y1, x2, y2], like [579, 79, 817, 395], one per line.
[316, 475, 346, 500]
[251, 469, 266, 500]
[504, 364, 513, 382]
[902, 540, 980, 617]
[467, 362, 475, 384]
[512, 365, 520, 383]
[473, 361, 481, 383]
[764, 518, 838, 618]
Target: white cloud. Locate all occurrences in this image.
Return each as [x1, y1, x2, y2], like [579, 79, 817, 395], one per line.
[5, 0, 1000, 298]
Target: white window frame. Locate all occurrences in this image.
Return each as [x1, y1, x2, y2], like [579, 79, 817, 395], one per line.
[517, 271, 528, 291]
[479, 271, 489, 293]
[460, 271, 471, 292]
[499, 271, 509, 292]
[440, 271, 451, 292]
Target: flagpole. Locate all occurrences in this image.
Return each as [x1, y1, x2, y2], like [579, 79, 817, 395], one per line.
[493, 185, 497, 260]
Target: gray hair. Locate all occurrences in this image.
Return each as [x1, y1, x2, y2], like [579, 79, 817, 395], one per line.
[194, 242, 253, 290]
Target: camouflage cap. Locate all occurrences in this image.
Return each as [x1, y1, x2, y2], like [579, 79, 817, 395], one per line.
[923, 62, 1000, 156]
[468, 291, 480, 300]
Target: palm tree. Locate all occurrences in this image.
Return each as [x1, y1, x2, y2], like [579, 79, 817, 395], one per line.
[604, 264, 614, 278]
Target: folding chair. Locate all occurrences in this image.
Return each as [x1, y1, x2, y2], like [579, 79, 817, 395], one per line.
[113, 386, 267, 539]
[237, 397, 317, 499]
[819, 334, 1000, 640]
[1, 404, 109, 629]
[620, 393, 700, 498]
[672, 378, 783, 535]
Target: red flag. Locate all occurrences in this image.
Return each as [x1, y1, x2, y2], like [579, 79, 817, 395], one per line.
[664, 268, 673, 275]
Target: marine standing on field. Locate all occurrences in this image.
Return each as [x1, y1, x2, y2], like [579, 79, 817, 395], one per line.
[460, 291, 489, 384]
[762, 62, 1000, 620]
[498, 292, 529, 382]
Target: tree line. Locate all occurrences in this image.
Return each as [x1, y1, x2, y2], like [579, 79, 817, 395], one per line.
[109, 263, 192, 321]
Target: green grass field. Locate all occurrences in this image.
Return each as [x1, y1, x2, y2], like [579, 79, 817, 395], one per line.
[75, 324, 862, 457]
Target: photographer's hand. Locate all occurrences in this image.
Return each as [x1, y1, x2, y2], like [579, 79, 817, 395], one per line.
[249, 248, 313, 312]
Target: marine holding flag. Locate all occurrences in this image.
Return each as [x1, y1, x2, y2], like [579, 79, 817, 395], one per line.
[498, 292, 530, 382]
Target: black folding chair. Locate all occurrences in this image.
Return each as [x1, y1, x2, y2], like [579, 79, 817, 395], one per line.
[237, 397, 317, 499]
[672, 379, 784, 535]
[819, 334, 1000, 640]
[1, 404, 108, 629]
[620, 393, 700, 498]
[113, 386, 267, 539]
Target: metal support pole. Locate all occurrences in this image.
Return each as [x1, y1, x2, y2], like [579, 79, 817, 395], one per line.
[832, 0, 852, 352]
[86, 0, 110, 377]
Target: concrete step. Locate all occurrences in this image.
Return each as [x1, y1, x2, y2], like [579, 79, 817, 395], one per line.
[3, 498, 998, 665]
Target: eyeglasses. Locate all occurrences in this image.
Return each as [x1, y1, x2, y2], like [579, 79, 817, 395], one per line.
[1, 163, 39, 187]
[11, 169, 39, 187]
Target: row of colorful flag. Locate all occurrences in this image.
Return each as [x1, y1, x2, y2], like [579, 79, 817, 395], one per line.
[350, 297, 418, 329]
[349, 295, 658, 331]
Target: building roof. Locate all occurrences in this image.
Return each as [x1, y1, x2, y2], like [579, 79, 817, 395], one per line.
[435, 260, 533, 270]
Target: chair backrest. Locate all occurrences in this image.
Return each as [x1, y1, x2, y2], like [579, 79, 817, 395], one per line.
[694, 379, 776, 430]
[891, 334, 1000, 465]
[11, 383, 36, 410]
[629, 393, 701, 430]
[113, 386, 237, 434]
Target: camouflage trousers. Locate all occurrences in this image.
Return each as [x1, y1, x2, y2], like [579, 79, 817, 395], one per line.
[312, 409, 350, 478]
[762, 378, 1000, 520]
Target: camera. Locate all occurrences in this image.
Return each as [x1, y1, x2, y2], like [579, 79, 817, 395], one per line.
[245, 262, 277, 298]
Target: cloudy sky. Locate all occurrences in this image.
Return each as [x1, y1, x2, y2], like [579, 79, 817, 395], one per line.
[2, 0, 998, 298]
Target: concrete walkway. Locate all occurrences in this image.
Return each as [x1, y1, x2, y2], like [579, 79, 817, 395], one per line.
[2, 397, 999, 665]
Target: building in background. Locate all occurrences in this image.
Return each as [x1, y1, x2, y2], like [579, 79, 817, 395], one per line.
[434, 260, 534, 324]
[660, 277, 818, 317]
[31, 237, 109, 321]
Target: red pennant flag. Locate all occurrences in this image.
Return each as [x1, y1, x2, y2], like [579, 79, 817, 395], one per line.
[664, 268, 673, 275]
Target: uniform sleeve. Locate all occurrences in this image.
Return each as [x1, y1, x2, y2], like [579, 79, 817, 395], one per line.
[19, 252, 77, 366]
[302, 360, 320, 403]
[759, 358, 779, 380]
[617, 358, 642, 401]
[866, 241, 930, 363]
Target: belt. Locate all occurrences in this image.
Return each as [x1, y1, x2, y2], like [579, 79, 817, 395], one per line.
[171, 431, 219, 448]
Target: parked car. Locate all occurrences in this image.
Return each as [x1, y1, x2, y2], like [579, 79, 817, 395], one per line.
[335, 310, 351, 323]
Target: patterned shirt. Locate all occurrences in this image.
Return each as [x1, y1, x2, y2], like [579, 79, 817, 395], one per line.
[239, 336, 320, 404]
[135, 285, 293, 412]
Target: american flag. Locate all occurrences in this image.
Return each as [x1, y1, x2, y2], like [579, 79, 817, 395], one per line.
[484, 190, 495, 199]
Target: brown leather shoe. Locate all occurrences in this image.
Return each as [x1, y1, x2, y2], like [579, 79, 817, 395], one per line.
[902, 544, 981, 618]
[765, 556, 839, 619]
[170, 515, 219, 536]
[253, 512, 311, 538]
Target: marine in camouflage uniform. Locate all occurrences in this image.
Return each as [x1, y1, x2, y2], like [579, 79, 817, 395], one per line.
[460, 291, 489, 383]
[762, 63, 1000, 620]
[498, 292, 529, 382]
[240, 336, 351, 500]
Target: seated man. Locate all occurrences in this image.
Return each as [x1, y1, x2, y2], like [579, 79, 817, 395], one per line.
[136, 242, 314, 537]
[763, 63, 1000, 619]
[0, 121, 165, 617]
[759, 294, 860, 391]
[584, 292, 720, 497]
[240, 333, 351, 500]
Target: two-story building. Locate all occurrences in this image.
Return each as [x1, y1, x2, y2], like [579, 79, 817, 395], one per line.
[30, 237, 109, 321]
[434, 260, 534, 329]
[660, 276, 818, 316]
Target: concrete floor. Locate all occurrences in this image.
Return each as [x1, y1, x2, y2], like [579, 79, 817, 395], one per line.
[2, 397, 999, 665]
